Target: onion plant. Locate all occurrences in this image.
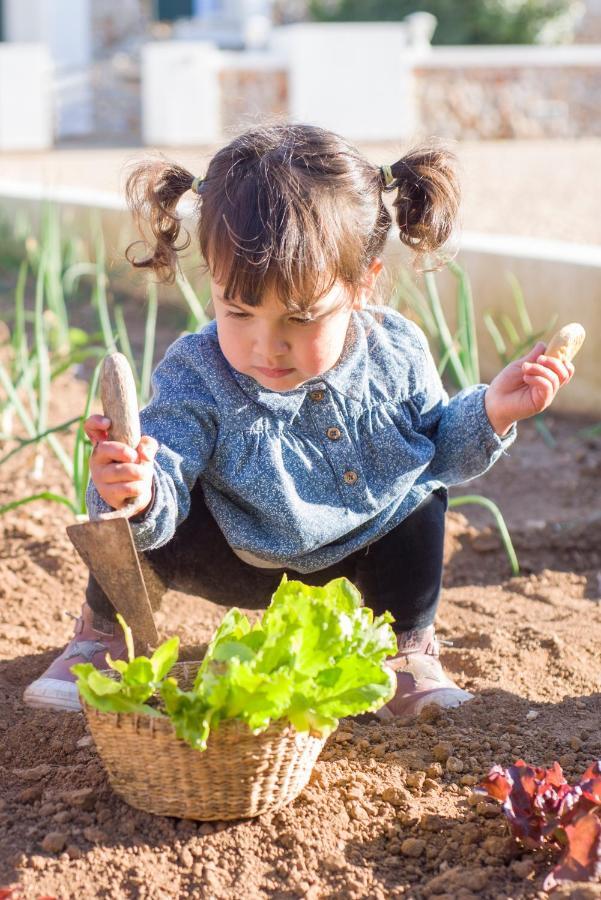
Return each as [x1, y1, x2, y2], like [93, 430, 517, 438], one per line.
[0, 205, 158, 517]
[483, 271, 558, 449]
[393, 258, 520, 576]
[0, 363, 100, 517]
[176, 269, 212, 333]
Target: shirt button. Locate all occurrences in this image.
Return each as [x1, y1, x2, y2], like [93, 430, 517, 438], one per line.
[309, 389, 325, 402]
[343, 470, 358, 485]
[326, 426, 342, 441]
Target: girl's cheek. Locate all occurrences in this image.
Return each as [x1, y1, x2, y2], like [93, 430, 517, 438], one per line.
[316, 322, 345, 362]
[216, 322, 245, 368]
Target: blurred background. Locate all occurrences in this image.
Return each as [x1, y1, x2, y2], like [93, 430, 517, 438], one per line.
[0, 0, 598, 148]
[0, 1, 600, 415]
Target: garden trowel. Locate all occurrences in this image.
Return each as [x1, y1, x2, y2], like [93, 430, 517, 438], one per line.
[66, 352, 159, 652]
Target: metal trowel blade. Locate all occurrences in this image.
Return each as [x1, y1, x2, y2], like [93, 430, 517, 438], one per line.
[66, 516, 159, 651]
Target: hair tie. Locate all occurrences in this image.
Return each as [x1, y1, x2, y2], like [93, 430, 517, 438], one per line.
[380, 164, 396, 190]
[190, 176, 204, 195]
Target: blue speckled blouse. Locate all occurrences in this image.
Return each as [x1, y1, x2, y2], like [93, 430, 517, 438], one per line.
[86, 307, 516, 573]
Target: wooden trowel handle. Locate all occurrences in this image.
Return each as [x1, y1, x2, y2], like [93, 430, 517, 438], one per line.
[101, 352, 141, 449]
[96, 352, 148, 522]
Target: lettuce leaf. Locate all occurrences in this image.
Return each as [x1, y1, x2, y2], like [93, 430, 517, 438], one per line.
[72, 614, 179, 717]
[74, 576, 398, 751]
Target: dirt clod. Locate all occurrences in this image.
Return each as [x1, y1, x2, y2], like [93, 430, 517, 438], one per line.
[433, 742, 454, 763]
[446, 756, 464, 773]
[41, 832, 68, 854]
[401, 837, 426, 857]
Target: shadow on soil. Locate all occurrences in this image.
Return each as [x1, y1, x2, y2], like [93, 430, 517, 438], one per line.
[2, 650, 601, 894]
[445, 514, 601, 593]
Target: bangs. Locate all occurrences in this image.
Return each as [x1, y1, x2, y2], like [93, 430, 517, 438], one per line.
[204, 233, 340, 312]
[198, 164, 362, 312]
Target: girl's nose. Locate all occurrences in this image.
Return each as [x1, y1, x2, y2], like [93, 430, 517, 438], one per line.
[254, 327, 290, 359]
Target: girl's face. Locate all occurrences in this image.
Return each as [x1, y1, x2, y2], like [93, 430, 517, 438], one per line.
[211, 260, 382, 392]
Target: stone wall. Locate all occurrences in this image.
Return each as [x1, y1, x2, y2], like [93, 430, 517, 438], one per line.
[90, 57, 142, 144]
[58, 34, 601, 145]
[574, 0, 601, 42]
[85, 1, 149, 143]
[218, 67, 288, 135]
[413, 64, 601, 139]
[410, 46, 601, 141]
[90, 0, 150, 58]
[91, 56, 601, 145]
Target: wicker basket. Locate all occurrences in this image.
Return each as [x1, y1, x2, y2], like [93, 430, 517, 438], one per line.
[81, 661, 326, 821]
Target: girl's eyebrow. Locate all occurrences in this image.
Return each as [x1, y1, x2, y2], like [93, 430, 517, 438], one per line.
[216, 293, 334, 316]
[213, 294, 248, 309]
[220, 296, 312, 314]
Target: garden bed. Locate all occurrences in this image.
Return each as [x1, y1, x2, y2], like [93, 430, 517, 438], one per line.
[0, 366, 600, 899]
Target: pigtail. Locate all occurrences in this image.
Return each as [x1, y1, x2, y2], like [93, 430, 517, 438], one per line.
[125, 158, 198, 284]
[381, 144, 460, 265]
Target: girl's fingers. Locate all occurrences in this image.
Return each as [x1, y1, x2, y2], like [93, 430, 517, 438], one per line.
[84, 415, 111, 444]
[92, 441, 138, 465]
[84, 414, 110, 431]
[523, 373, 554, 391]
[99, 462, 145, 483]
[522, 374, 555, 407]
[522, 361, 560, 394]
[112, 481, 146, 498]
[90, 432, 156, 509]
[535, 354, 571, 384]
[522, 341, 547, 364]
[137, 436, 159, 463]
[102, 483, 146, 507]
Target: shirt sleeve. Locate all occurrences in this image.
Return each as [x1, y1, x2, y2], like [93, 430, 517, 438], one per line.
[411, 325, 516, 486]
[86, 335, 218, 551]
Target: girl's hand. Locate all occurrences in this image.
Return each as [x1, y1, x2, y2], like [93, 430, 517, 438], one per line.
[484, 341, 575, 436]
[84, 415, 158, 512]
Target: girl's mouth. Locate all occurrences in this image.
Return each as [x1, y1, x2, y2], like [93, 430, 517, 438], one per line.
[255, 366, 295, 379]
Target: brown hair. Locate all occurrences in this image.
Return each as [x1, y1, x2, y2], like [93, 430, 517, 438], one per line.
[125, 123, 460, 310]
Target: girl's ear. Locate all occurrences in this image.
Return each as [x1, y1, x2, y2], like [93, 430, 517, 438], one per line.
[353, 257, 383, 309]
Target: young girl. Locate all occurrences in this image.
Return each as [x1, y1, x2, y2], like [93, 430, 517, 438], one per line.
[25, 123, 574, 714]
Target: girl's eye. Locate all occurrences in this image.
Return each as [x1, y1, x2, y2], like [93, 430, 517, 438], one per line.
[226, 311, 250, 320]
[290, 317, 315, 326]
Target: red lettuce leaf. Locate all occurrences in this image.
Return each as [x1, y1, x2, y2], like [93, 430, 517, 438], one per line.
[478, 759, 601, 888]
[543, 810, 601, 891]
[580, 761, 601, 806]
[478, 760, 571, 847]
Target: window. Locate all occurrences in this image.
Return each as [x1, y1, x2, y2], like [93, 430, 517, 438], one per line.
[156, 0, 194, 21]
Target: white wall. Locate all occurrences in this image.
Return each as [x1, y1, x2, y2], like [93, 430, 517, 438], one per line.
[142, 42, 221, 146]
[3, 0, 92, 69]
[421, 44, 601, 66]
[0, 44, 53, 150]
[386, 234, 601, 417]
[270, 23, 418, 141]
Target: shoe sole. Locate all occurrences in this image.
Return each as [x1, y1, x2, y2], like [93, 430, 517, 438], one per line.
[375, 687, 474, 720]
[23, 678, 82, 713]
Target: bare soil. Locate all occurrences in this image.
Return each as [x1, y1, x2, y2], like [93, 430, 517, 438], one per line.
[1, 371, 601, 900]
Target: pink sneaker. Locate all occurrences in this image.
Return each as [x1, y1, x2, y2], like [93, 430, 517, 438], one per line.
[23, 603, 127, 713]
[377, 625, 473, 719]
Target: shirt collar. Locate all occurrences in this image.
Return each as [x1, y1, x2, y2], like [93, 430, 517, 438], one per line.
[216, 311, 370, 424]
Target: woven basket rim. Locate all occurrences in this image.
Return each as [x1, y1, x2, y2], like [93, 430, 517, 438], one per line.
[82, 700, 299, 738]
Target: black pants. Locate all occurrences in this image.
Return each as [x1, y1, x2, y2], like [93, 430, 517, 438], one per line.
[86, 484, 447, 634]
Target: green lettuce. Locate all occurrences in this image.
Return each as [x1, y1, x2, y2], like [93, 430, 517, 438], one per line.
[72, 614, 179, 715]
[73, 576, 398, 751]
